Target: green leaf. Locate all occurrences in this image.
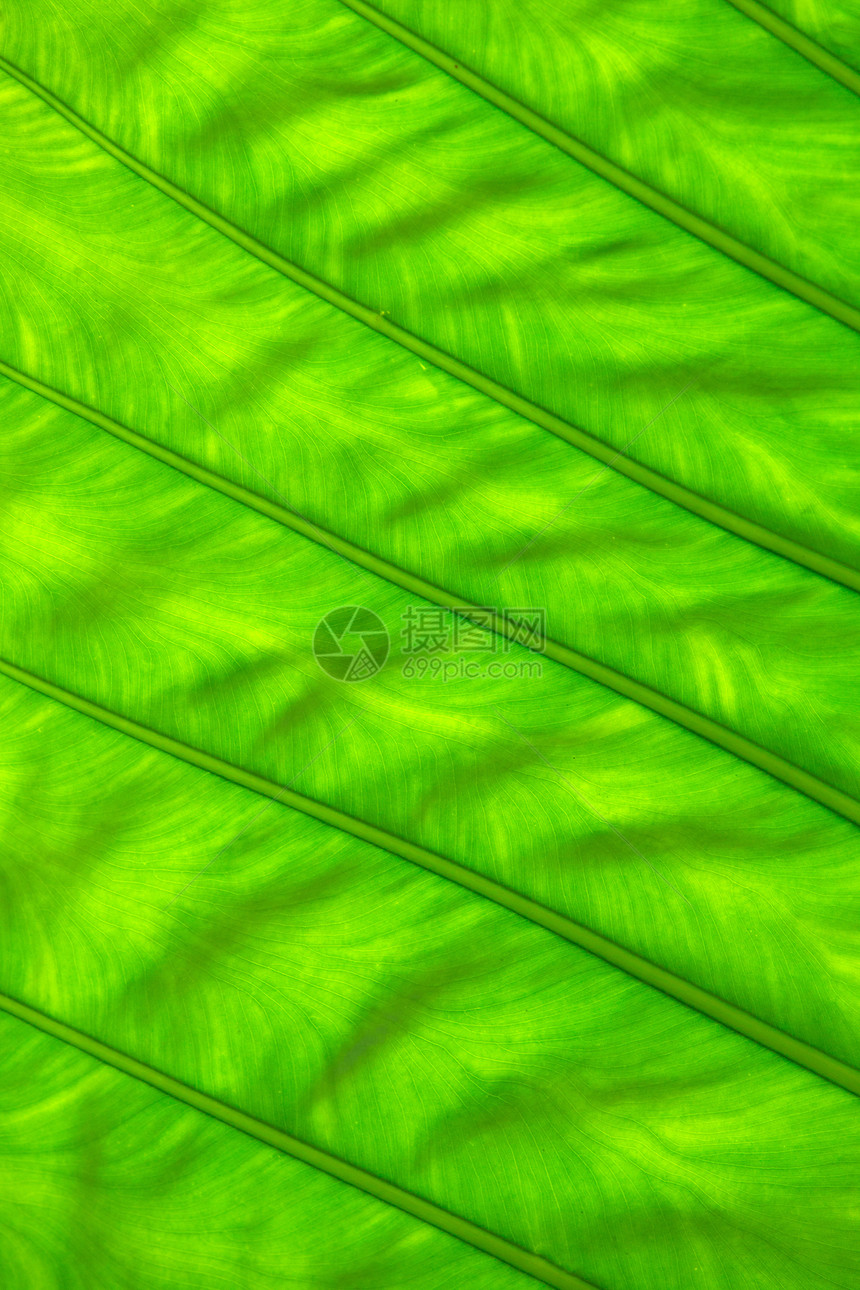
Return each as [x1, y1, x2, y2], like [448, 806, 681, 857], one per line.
[728, 0, 860, 82]
[0, 1009, 532, 1289]
[0, 2, 858, 1288]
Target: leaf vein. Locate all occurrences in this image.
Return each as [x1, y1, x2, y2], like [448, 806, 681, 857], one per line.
[723, 0, 860, 95]
[1, 654, 858, 1098]
[338, 0, 860, 329]
[0, 989, 597, 1290]
[0, 56, 857, 592]
[2, 356, 858, 827]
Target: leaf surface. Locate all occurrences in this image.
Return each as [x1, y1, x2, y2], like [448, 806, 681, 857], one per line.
[0, 2, 858, 1288]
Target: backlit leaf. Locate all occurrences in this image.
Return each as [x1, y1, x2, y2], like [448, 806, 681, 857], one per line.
[0, 3, 857, 1287]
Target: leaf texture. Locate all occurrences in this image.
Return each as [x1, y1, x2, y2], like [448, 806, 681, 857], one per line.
[0, 1010, 533, 1289]
[0, 2, 858, 1288]
[729, 0, 860, 80]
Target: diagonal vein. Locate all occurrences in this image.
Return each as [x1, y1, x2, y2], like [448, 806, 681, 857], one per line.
[0, 988, 597, 1290]
[339, 0, 860, 333]
[1, 654, 858, 1098]
[0, 56, 858, 595]
[723, 0, 860, 96]
[2, 357, 859, 827]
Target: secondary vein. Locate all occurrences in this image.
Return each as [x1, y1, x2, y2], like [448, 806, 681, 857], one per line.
[1, 655, 858, 1099]
[0, 989, 596, 1290]
[2, 357, 858, 829]
[0, 57, 857, 595]
[724, 0, 860, 96]
[338, 0, 860, 333]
